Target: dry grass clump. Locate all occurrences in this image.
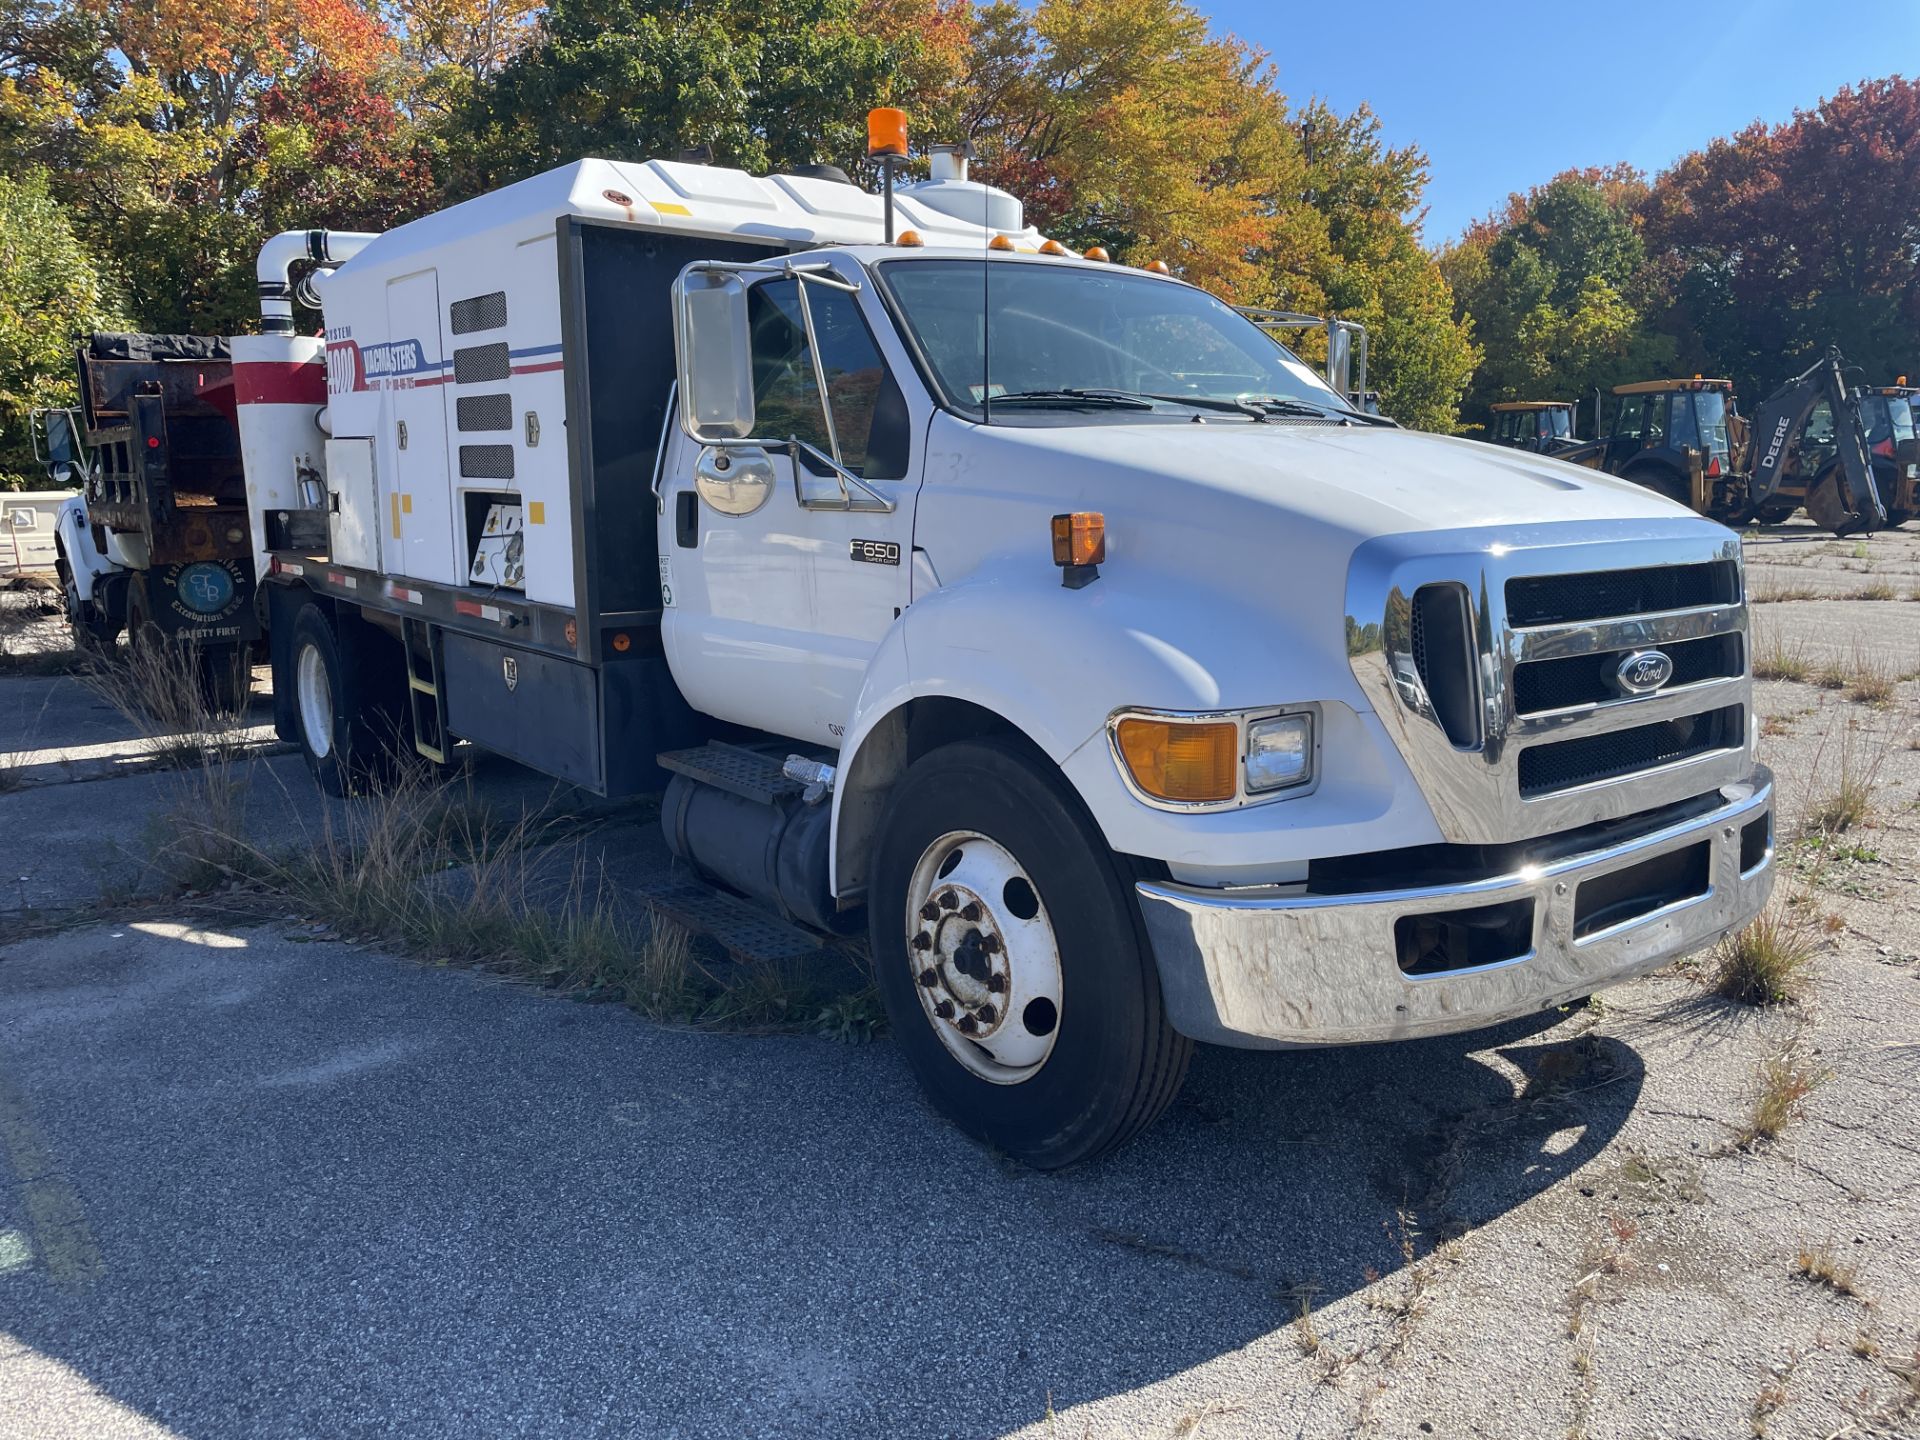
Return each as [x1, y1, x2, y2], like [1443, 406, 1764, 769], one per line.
[1731, 1051, 1824, 1151]
[1749, 577, 1820, 604]
[1752, 632, 1813, 682]
[1792, 1242, 1866, 1299]
[1848, 580, 1899, 602]
[1713, 909, 1818, 1005]
[1807, 773, 1872, 835]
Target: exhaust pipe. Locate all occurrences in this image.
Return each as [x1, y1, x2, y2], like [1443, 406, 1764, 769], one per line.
[256, 229, 377, 334]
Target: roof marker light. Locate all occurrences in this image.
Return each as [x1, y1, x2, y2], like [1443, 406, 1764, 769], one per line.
[895, 228, 924, 247]
[1143, 259, 1171, 275]
[988, 234, 1016, 252]
[1039, 239, 1068, 256]
[1083, 246, 1110, 262]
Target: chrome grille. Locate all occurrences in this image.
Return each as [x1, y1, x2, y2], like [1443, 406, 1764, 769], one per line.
[1518, 704, 1745, 797]
[1505, 560, 1739, 626]
[1346, 523, 1753, 844]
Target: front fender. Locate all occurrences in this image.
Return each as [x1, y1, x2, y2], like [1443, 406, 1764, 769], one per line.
[56, 497, 119, 601]
[832, 560, 1444, 893]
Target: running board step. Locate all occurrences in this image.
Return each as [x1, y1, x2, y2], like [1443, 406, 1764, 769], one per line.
[636, 876, 823, 966]
[657, 742, 805, 806]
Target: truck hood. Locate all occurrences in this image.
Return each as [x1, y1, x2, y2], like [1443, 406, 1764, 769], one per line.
[964, 419, 1692, 537]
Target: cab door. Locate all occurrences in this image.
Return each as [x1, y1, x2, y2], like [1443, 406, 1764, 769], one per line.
[660, 265, 923, 748]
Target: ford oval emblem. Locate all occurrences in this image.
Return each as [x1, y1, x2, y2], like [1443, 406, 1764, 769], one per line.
[1616, 649, 1674, 695]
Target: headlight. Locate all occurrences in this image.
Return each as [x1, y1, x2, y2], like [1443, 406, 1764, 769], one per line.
[1246, 712, 1313, 792]
[1109, 706, 1317, 809]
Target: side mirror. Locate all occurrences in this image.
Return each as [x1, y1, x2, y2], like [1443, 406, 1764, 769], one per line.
[673, 268, 755, 442]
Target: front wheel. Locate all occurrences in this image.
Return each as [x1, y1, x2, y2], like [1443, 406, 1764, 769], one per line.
[868, 738, 1191, 1169]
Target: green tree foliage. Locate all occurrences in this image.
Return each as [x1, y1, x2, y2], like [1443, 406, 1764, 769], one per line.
[0, 168, 118, 482]
[448, 0, 956, 194]
[1439, 169, 1673, 432]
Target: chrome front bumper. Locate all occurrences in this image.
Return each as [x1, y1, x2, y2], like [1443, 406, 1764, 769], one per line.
[1137, 768, 1774, 1048]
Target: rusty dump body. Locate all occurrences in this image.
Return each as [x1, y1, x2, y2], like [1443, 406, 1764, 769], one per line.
[76, 332, 249, 567]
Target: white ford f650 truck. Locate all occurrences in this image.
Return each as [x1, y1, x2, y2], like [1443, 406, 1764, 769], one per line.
[234, 121, 1774, 1168]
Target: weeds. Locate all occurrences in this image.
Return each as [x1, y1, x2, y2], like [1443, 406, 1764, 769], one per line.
[1753, 632, 1813, 682]
[84, 630, 874, 1037]
[1792, 1242, 1865, 1299]
[1731, 1050, 1824, 1151]
[1848, 580, 1899, 601]
[1713, 908, 1819, 1005]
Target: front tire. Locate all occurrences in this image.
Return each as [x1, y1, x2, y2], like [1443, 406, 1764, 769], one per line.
[868, 738, 1191, 1169]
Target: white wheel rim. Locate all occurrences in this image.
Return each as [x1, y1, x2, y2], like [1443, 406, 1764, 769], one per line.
[904, 830, 1063, 1084]
[296, 642, 334, 760]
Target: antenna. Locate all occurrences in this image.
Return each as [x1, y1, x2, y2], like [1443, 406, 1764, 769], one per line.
[982, 156, 992, 426]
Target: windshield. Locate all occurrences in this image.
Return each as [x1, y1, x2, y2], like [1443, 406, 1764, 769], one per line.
[1547, 408, 1571, 438]
[1892, 397, 1916, 444]
[1695, 390, 1731, 461]
[874, 258, 1351, 421]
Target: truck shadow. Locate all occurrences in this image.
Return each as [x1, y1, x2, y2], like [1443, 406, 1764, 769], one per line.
[0, 927, 1644, 1438]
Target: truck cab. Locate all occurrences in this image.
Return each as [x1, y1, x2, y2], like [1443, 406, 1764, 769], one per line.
[1859, 382, 1918, 525]
[1486, 400, 1577, 454]
[242, 131, 1775, 1168]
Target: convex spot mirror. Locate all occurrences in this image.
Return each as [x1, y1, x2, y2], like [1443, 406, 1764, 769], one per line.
[673, 269, 755, 442]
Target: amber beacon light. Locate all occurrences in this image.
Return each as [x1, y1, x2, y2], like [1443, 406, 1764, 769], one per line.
[867, 108, 908, 157]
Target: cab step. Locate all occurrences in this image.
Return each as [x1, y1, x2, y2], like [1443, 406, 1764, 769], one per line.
[657, 741, 806, 805]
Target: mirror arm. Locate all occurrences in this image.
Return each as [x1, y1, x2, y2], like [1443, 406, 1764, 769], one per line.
[785, 437, 895, 513]
[793, 279, 845, 474]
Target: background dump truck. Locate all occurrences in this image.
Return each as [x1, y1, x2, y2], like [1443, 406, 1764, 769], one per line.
[51, 333, 260, 695]
[237, 114, 1777, 1167]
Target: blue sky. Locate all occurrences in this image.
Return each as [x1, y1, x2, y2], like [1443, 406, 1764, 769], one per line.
[1203, 0, 1920, 245]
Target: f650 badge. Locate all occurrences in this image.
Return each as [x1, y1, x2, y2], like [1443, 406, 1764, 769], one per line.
[850, 539, 901, 566]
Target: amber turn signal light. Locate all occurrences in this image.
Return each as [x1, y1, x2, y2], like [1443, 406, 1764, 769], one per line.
[867, 107, 908, 157]
[1050, 512, 1105, 568]
[1114, 718, 1237, 804]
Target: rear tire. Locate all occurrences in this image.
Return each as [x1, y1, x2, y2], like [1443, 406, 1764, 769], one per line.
[1623, 463, 1690, 509]
[290, 605, 402, 797]
[868, 737, 1191, 1169]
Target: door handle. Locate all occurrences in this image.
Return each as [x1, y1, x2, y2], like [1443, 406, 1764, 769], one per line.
[675, 491, 698, 548]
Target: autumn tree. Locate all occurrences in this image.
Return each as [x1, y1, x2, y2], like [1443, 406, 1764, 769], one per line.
[1643, 77, 1920, 399]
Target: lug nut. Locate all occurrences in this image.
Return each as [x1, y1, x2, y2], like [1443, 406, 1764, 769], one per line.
[976, 1004, 997, 1025]
[919, 901, 940, 922]
[986, 973, 1007, 993]
[918, 968, 939, 988]
[958, 1014, 978, 1034]
[979, 934, 1002, 954]
[938, 890, 958, 911]
[960, 901, 982, 922]
[911, 932, 932, 951]
[933, 999, 954, 1019]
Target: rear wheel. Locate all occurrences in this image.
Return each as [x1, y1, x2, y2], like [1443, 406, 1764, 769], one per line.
[290, 604, 402, 796]
[1623, 462, 1690, 509]
[868, 737, 1191, 1169]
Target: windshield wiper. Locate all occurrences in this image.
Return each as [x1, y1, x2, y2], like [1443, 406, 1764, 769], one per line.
[1240, 396, 1392, 427]
[989, 389, 1155, 410]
